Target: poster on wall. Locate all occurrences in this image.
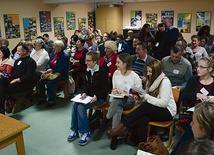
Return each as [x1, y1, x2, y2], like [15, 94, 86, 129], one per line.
[88, 11, 95, 29]
[39, 11, 52, 32]
[53, 17, 64, 37]
[3, 14, 20, 39]
[23, 17, 37, 40]
[161, 10, 174, 24]
[146, 13, 158, 31]
[177, 13, 191, 33]
[130, 11, 142, 28]
[66, 11, 76, 30]
[196, 11, 211, 31]
[78, 18, 87, 34]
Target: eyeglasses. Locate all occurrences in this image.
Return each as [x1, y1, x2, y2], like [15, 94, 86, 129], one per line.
[196, 65, 210, 69]
[85, 59, 93, 62]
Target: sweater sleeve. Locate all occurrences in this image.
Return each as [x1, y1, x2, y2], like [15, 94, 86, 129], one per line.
[143, 78, 172, 108]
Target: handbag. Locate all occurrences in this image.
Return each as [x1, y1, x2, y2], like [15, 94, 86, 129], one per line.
[41, 72, 61, 80]
[137, 135, 169, 155]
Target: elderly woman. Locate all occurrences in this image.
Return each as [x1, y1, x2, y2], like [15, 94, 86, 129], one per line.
[99, 40, 117, 90]
[38, 40, 69, 108]
[0, 47, 14, 77]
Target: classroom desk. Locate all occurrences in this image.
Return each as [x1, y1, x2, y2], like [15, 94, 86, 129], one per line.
[0, 114, 30, 155]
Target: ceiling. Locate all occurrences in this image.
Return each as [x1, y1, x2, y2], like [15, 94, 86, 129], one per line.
[43, 0, 166, 4]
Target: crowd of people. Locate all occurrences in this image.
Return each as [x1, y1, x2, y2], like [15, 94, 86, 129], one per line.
[0, 17, 214, 154]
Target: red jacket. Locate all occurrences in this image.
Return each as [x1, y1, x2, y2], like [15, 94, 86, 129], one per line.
[99, 53, 117, 77]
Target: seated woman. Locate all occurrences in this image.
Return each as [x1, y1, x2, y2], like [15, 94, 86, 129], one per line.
[0, 47, 14, 77]
[38, 40, 69, 108]
[181, 56, 214, 107]
[107, 59, 177, 144]
[67, 51, 109, 146]
[99, 40, 118, 90]
[99, 53, 142, 150]
[70, 38, 88, 83]
[171, 101, 214, 155]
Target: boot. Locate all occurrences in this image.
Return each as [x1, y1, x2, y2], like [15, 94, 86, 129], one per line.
[110, 136, 118, 150]
[107, 123, 126, 137]
[98, 118, 110, 132]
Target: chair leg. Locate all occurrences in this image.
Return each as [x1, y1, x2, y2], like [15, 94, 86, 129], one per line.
[64, 82, 69, 99]
[147, 124, 151, 138]
[88, 109, 93, 118]
[167, 121, 174, 149]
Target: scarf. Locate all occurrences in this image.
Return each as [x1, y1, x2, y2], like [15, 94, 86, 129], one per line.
[0, 57, 14, 67]
[147, 72, 165, 93]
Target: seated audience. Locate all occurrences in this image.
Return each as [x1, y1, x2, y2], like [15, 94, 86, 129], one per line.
[26, 41, 35, 55]
[125, 30, 134, 50]
[147, 37, 157, 58]
[129, 35, 140, 56]
[99, 53, 142, 150]
[98, 32, 111, 58]
[110, 30, 118, 42]
[0, 43, 36, 114]
[38, 40, 69, 108]
[43, 33, 54, 56]
[138, 23, 154, 43]
[67, 51, 109, 146]
[84, 35, 98, 52]
[116, 34, 129, 54]
[61, 36, 71, 57]
[162, 45, 192, 90]
[181, 56, 214, 107]
[171, 101, 214, 155]
[0, 47, 14, 77]
[107, 59, 177, 145]
[70, 34, 78, 53]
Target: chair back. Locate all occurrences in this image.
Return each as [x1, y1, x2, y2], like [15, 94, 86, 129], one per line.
[172, 88, 180, 103]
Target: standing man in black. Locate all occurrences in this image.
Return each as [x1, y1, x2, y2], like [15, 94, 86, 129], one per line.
[0, 43, 36, 114]
[156, 17, 179, 60]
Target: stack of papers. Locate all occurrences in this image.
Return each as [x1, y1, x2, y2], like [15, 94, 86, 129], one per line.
[109, 94, 125, 98]
[70, 94, 92, 104]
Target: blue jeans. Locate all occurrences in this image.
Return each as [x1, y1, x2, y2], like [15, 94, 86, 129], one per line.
[70, 99, 104, 133]
[39, 76, 67, 103]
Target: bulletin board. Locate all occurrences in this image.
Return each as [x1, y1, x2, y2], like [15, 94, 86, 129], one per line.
[177, 13, 191, 33]
[53, 17, 64, 37]
[23, 17, 37, 40]
[39, 11, 52, 32]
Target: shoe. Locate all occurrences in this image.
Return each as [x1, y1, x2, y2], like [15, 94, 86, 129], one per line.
[110, 136, 118, 150]
[78, 133, 91, 146]
[45, 102, 56, 108]
[68, 130, 77, 141]
[107, 123, 126, 137]
[37, 100, 46, 105]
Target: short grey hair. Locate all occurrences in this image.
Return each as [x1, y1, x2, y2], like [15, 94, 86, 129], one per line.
[54, 40, 64, 49]
[35, 39, 45, 48]
[105, 40, 117, 52]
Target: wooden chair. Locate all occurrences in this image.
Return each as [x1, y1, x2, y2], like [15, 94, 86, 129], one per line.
[122, 102, 139, 116]
[55, 79, 69, 99]
[88, 102, 108, 119]
[147, 87, 181, 150]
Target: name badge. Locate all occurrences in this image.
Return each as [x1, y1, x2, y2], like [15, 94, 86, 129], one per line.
[173, 69, 179, 74]
[200, 87, 209, 96]
[17, 60, 22, 65]
[107, 62, 112, 67]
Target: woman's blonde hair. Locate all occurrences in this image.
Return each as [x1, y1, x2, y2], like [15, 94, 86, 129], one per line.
[194, 101, 214, 140]
[200, 56, 214, 73]
[54, 40, 64, 49]
[146, 59, 163, 97]
[105, 40, 117, 52]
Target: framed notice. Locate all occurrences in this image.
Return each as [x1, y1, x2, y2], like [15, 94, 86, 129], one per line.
[23, 17, 37, 40]
[161, 10, 174, 24]
[130, 10, 142, 28]
[3, 14, 20, 39]
[53, 17, 64, 37]
[146, 13, 158, 31]
[196, 11, 211, 31]
[88, 11, 95, 29]
[177, 13, 191, 33]
[66, 11, 76, 30]
[39, 11, 52, 32]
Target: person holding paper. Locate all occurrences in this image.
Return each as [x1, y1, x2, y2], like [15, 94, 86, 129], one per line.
[99, 53, 142, 150]
[68, 51, 109, 146]
[107, 59, 177, 144]
[181, 56, 214, 106]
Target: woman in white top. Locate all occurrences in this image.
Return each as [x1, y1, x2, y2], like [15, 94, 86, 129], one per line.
[189, 35, 208, 62]
[99, 53, 142, 150]
[107, 59, 177, 144]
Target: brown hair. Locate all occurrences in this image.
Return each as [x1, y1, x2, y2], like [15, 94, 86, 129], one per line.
[86, 51, 100, 64]
[118, 53, 132, 73]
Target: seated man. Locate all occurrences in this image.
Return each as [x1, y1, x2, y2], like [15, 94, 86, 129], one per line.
[162, 45, 192, 90]
[128, 35, 140, 56]
[0, 43, 36, 114]
[132, 42, 154, 84]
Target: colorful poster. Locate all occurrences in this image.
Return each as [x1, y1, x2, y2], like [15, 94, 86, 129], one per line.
[78, 18, 87, 34]
[88, 12, 95, 29]
[23, 17, 37, 40]
[161, 10, 174, 24]
[130, 11, 142, 28]
[177, 13, 191, 33]
[53, 17, 64, 37]
[66, 11, 76, 30]
[3, 14, 20, 39]
[146, 13, 158, 31]
[196, 11, 211, 31]
[39, 11, 52, 32]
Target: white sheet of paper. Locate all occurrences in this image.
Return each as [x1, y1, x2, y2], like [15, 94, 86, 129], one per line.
[70, 94, 92, 104]
[187, 107, 195, 112]
[137, 150, 154, 155]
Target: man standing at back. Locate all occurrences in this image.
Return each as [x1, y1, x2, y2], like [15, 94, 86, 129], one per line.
[156, 17, 179, 60]
[162, 45, 192, 90]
